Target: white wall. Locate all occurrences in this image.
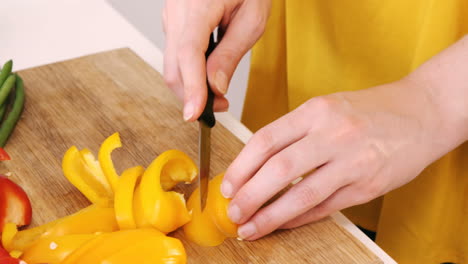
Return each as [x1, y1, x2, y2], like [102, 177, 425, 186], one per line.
[107, 0, 250, 120]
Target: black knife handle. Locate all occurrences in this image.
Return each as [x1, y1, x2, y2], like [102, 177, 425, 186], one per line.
[198, 33, 217, 128]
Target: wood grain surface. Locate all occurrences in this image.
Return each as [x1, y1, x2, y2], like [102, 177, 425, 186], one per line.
[2, 49, 382, 263]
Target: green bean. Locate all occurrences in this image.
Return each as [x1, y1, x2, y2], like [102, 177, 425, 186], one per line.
[0, 74, 25, 147]
[0, 74, 16, 106]
[0, 60, 13, 88]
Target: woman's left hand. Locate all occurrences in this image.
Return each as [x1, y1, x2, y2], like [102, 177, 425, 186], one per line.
[221, 76, 457, 240]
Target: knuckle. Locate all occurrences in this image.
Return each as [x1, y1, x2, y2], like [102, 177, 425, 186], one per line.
[294, 184, 321, 208]
[303, 96, 336, 114]
[253, 210, 273, 231]
[270, 156, 294, 179]
[251, 128, 275, 156]
[339, 115, 367, 140]
[163, 71, 179, 88]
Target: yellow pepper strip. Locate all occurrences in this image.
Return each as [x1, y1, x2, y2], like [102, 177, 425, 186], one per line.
[1, 222, 17, 251]
[184, 173, 238, 246]
[102, 232, 186, 264]
[61, 229, 186, 264]
[114, 166, 144, 230]
[80, 148, 112, 197]
[62, 146, 110, 206]
[42, 205, 118, 238]
[60, 234, 109, 264]
[98, 132, 122, 192]
[160, 154, 197, 191]
[21, 234, 98, 264]
[6, 205, 117, 253]
[5, 218, 59, 252]
[133, 150, 196, 233]
[9, 250, 22, 258]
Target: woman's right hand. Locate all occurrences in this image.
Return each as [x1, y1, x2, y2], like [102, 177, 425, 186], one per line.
[163, 0, 271, 121]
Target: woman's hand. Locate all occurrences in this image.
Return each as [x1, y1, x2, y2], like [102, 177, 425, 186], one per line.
[163, 0, 271, 120]
[222, 68, 468, 240]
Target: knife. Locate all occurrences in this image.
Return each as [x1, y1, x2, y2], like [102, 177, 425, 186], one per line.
[197, 33, 217, 210]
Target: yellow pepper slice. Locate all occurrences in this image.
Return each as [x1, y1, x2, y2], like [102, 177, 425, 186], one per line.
[160, 155, 197, 191]
[61, 229, 185, 264]
[21, 234, 98, 264]
[9, 250, 22, 258]
[114, 166, 144, 230]
[42, 205, 118, 238]
[80, 148, 112, 196]
[62, 146, 111, 206]
[98, 132, 122, 192]
[102, 232, 186, 264]
[134, 150, 197, 233]
[184, 173, 238, 246]
[1, 222, 17, 251]
[6, 205, 118, 252]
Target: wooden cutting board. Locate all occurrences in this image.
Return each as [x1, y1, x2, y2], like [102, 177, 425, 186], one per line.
[1, 49, 382, 264]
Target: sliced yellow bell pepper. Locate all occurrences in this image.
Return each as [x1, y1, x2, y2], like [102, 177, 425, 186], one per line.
[42, 205, 118, 238]
[160, 154, 197, 191]
[62, 146, 111, 206]
[21, 234, 98, 264]
[102, 232, 186, 264]
[98, 132, 122, 192]
[6, 205, 118, 252]
[114, 166, 144, 230]
[133, 150, 197, 233]
[1, 222, 17, 251]
[184, 173, 238, 246]
[61, 229, 186, 264]
[4, 218, 59, 252]
[208, 173, 238, 237]
[80, 148, 112, 196]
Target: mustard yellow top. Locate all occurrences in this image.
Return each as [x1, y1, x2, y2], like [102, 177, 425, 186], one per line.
[242, 1, 468, 263]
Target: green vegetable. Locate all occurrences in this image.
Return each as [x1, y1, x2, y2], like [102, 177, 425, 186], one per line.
[0, 60, 13, 88]
[0, 74, 25, 147]
[0, 74, 16, 106]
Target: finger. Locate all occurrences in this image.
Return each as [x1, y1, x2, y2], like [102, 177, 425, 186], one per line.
[236, 163, 351, 240]
[207, 0, 271, 95]
[164, 48, 184, 100]
[228, 134, 332, 224]
[279, 185, 358, 229]
[213, 96, 229, 112]
[177, 2, 226, 121]
[163, 0, 185, 102]
[222, 105, 311, 199]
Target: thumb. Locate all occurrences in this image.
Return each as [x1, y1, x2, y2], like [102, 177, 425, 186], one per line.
[207, 0, 270, 95]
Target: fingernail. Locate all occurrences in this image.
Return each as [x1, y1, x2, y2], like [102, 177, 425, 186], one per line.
[228, 204, 241, 223]
[183, 102, 194, 121]
[214, 71, 228, 94]
[238, 222, 257, 239]
[221, 180, 233, 198]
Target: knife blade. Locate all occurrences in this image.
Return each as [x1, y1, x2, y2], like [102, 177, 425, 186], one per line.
[197, 33, 217, 210]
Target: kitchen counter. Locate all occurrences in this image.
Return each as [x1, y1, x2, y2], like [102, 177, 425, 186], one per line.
[0, 0, 395, 263]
